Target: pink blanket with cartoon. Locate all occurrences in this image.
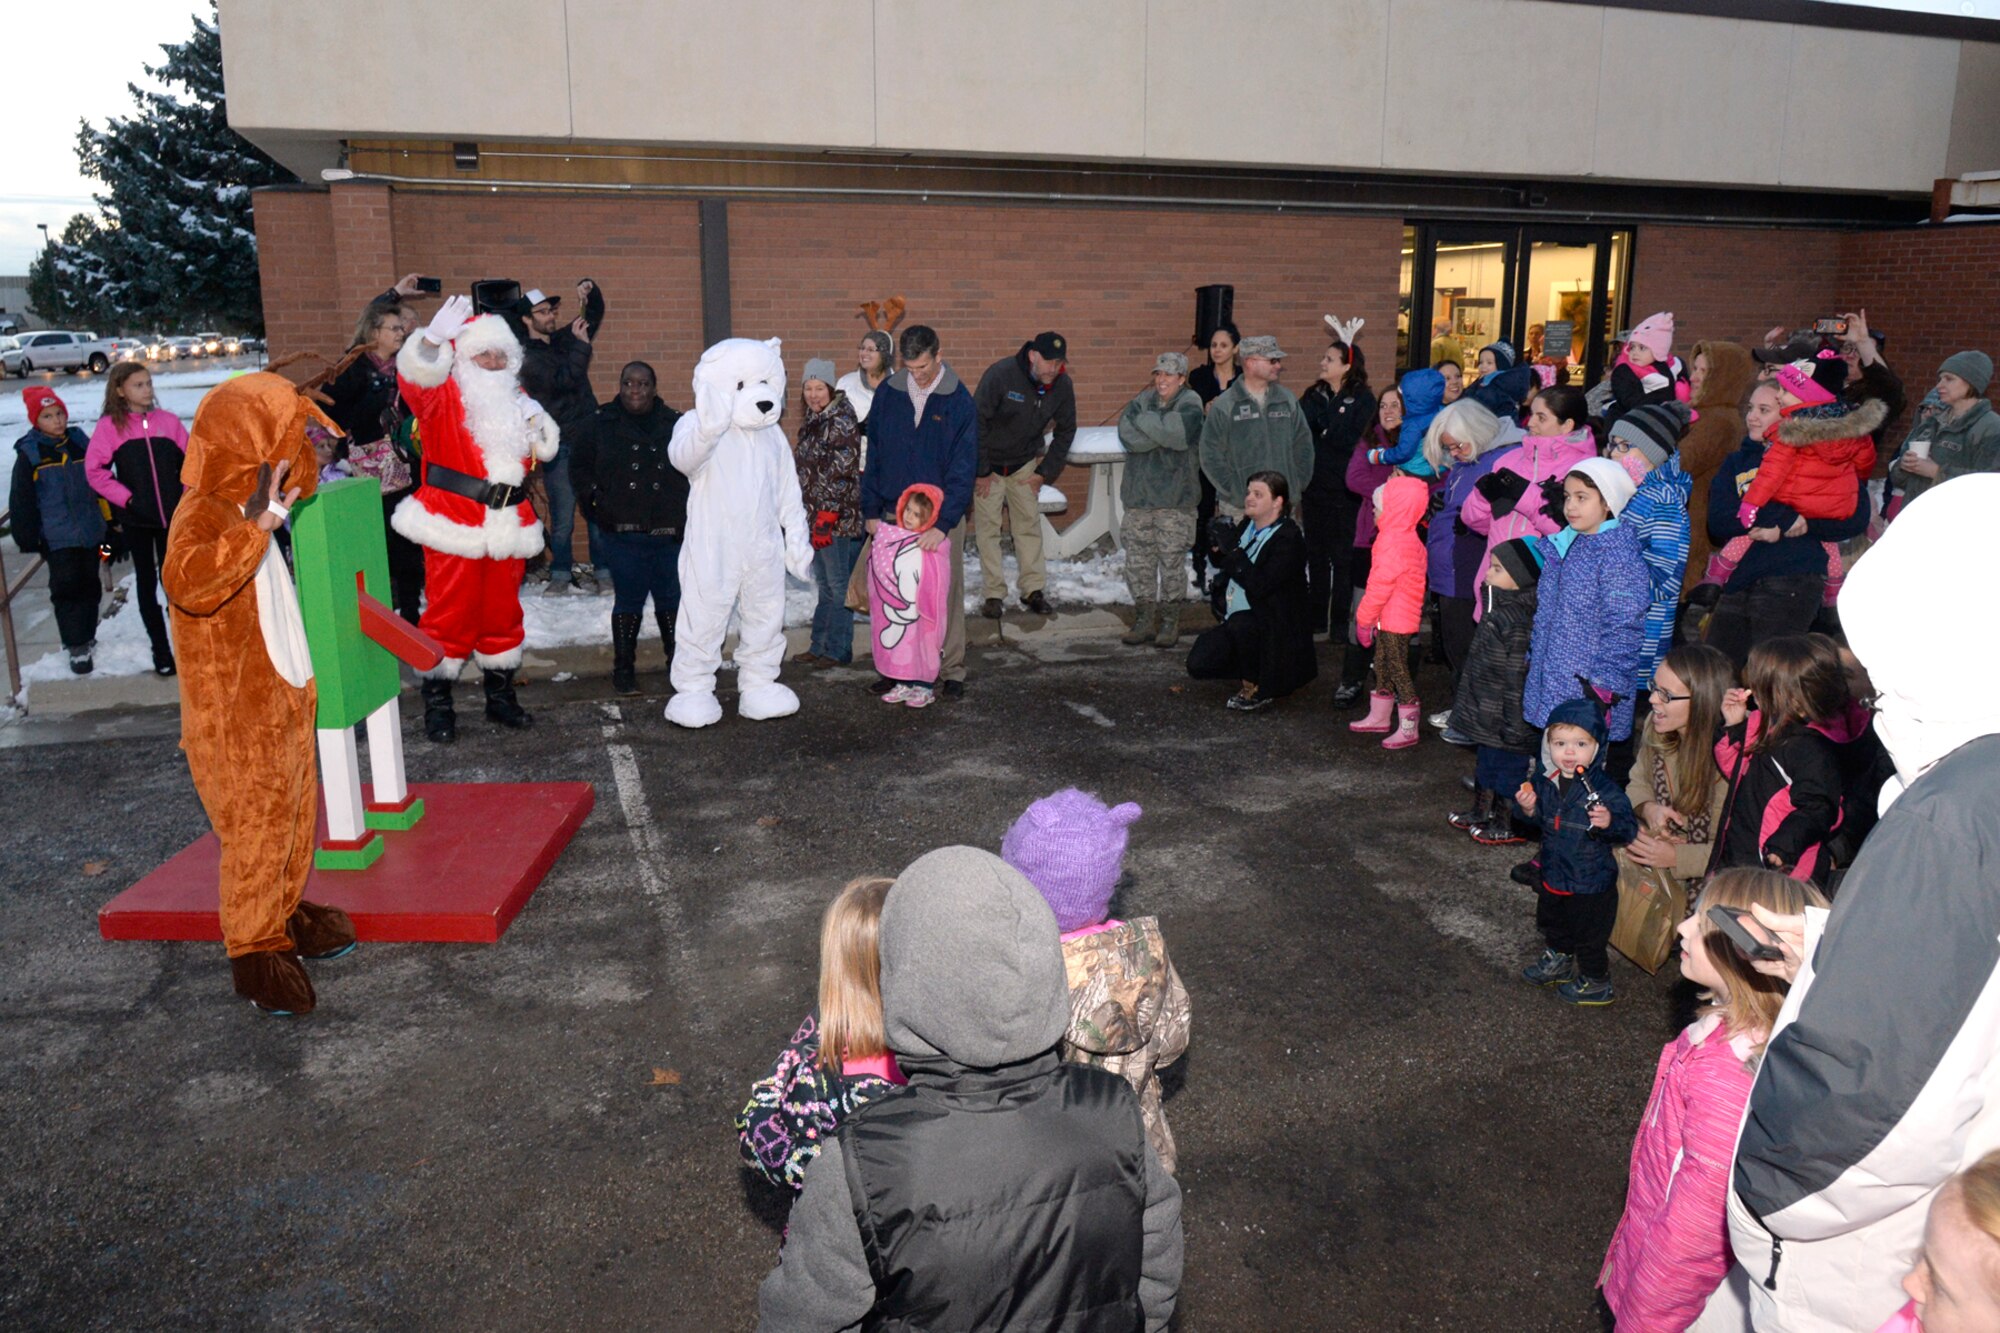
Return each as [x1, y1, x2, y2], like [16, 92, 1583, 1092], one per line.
[868, 527, 948, 683]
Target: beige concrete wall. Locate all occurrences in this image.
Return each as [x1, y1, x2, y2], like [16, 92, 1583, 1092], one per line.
[218, 0, 1994, 195]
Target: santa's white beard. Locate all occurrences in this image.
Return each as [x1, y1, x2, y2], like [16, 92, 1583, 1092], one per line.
[454, 358, 530, 487]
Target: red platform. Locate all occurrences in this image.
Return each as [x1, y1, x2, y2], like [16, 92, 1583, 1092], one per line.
[98, 782, 595, 944]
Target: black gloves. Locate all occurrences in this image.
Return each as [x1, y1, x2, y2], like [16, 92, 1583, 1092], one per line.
[1207, 514, 1240, 556]
[1538, 477, 1568, 527]
[1475, 469, 1529, 514]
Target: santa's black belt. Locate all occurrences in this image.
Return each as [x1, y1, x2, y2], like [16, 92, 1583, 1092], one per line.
[422, 461, 525, 510]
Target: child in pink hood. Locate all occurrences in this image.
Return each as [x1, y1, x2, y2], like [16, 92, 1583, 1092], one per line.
[868, 483, 950, 708]
[1599, 867, 1824, 1332]
[1350, 473, 1429, 749]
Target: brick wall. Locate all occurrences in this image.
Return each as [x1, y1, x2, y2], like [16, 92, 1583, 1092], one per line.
[252, 188, 341, 365]
[1627, 224, 1846, 351]
[1835, 226, 2000, 411]
[253, 182, 2000, 536]
[728, 199, 1404, 516]
[387, 191, 707, 419]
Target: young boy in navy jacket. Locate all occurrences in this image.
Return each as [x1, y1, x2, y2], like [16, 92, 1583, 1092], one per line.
[1515, 691, 1640, 1006]
[9, 387, 105, 673]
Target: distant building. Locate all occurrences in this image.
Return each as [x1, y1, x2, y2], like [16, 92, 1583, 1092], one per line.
[0, 277, 37, 333]
[220, 0, 2000, 433]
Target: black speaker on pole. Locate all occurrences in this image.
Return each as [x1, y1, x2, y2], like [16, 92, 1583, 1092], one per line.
[1192, 284, 1234, 349]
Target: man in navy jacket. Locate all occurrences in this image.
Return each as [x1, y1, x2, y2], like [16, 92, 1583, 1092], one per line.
[862, 325, 977, 696]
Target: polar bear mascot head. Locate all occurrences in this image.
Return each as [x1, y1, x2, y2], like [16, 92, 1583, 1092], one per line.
[692, 337, 787, 439]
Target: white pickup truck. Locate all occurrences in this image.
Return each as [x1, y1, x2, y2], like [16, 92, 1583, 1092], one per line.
[10, 329, 120, 375]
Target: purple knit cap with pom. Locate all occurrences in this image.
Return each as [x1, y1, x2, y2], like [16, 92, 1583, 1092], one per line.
[1001, 788, 1143, 933]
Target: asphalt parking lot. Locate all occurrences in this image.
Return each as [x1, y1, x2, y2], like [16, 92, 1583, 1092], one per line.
[0, 631, 1681, 1330]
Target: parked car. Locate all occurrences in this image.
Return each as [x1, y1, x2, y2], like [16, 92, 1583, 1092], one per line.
[165, 336, 201, 360]
[193, 331, 223, 356]
[0, 335, 22, 377]
[10, 329, 120, 375]
[105, 338, 147, 364]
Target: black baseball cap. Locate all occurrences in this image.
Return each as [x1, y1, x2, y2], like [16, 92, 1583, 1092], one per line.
[1028, 331, 1067, 362]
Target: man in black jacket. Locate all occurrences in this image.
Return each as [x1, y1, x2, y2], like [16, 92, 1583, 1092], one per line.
[575, 361, 686, 694]
[519, 279, 607, 595]
[972, 332, 1076, 617]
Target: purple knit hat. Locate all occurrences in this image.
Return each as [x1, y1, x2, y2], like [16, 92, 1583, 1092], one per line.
[1000, 788, 1143, 933]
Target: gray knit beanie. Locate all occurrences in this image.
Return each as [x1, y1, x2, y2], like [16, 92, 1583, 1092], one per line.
[802, 357, 838, 389]
[1939, 350, 1993, 396]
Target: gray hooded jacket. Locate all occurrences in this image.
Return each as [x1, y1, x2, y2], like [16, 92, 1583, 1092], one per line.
[756, 846, 1184, 1331]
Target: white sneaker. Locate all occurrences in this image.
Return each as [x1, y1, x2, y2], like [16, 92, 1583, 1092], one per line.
[881, 684, 915, 704]
[1428, 709, 1453, 730]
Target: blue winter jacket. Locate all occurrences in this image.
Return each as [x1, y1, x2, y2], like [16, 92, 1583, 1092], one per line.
[861, 366, 978, 532]
[1622, 454, 1692, 694]
[1373, 369, 1445, 477]
[1524, 696, 1640, 895]
[11, 426, 105, 553]
[1427, 449, 1501, 597]
[1525, 521, 1650, 740]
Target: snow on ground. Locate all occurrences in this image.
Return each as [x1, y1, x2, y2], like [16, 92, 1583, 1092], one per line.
[23, 546, 1160, 686]
[0, 366, 246, 434]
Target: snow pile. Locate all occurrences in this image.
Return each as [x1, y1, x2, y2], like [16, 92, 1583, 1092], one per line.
[25, 546, 1157, 685]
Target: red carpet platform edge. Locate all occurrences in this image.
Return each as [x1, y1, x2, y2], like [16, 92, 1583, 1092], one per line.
[98, 782, 596, 944]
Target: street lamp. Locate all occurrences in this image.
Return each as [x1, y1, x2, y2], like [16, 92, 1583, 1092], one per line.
[37, 223, 50, 247]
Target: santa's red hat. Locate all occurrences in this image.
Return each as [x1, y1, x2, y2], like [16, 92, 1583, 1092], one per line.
[452, 313, 523, 373]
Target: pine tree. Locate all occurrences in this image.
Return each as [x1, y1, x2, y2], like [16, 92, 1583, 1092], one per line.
[46, 3, 294, 332]
[27, 214, 119, 331]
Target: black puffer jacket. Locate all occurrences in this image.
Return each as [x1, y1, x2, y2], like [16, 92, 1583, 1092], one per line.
[1451, 583, 1539, 751]
[575, 397, 687, 535]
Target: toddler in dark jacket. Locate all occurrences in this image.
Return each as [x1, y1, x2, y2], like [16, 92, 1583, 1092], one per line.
[1515, 693, 1640, 1006]
[1449, 537, 1543, 845]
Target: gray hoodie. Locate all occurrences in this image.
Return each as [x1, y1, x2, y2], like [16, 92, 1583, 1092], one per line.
[756, 846, 1185, 1331]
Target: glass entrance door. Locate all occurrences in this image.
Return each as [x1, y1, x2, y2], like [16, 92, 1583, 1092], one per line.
[1402, 223, 1633, 388]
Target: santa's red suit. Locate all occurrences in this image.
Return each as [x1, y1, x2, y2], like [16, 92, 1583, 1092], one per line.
[392, 311, 558, 681]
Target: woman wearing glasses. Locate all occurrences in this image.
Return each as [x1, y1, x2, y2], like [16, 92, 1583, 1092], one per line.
[1622, 644, 1734, 884]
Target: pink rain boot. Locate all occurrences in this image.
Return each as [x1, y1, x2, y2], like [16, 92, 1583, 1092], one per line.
[1349, 691, 1395, 733]
[1383, 701, 1421, 750]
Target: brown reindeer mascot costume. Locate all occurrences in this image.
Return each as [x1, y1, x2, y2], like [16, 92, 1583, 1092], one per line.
[162, 373, 357, 1015]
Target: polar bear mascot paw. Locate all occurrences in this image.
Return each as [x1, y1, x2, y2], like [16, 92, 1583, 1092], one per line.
[737, 681, 801, 721]
[664, 689, 725, 729]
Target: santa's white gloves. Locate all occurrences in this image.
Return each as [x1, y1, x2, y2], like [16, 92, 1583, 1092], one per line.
[424, 295, 473, 347]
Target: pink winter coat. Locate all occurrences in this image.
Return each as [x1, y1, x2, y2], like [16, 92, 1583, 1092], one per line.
[1600, 1015, 1760, 1332]
[1458, 428, 1595, 618]
[1353, 473, 1428, 636]
[868, 483, 949, 684]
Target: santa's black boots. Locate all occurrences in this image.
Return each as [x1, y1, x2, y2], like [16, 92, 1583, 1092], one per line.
[421, 678, 457, 744]
[482, 667, 534, 729]
[611, 613, 643, 696]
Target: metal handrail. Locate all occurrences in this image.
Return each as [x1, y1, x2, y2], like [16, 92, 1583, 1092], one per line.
[0, 507, 46, 711]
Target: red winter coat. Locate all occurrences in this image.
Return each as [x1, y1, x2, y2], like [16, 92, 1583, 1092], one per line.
[1354, 473, 1428, 635]
[390, 323, 558, 561]
[1739, 400, 1886, 522]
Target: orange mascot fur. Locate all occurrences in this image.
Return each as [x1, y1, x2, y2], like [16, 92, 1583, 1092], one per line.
[162, 373, 357, 1015]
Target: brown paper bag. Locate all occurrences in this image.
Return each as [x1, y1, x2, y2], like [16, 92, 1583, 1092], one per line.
[1610, 854, 1688, 974]
[845, 536, 873, 614]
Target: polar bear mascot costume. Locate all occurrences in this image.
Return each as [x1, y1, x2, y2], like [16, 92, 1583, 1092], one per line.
[665, 337, 814, 728]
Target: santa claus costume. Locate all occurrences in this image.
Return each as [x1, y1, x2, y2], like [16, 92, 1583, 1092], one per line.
[392, 296, 560, 741]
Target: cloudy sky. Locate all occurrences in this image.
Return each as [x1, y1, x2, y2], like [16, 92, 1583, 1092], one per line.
[4, 4, 207, 276]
